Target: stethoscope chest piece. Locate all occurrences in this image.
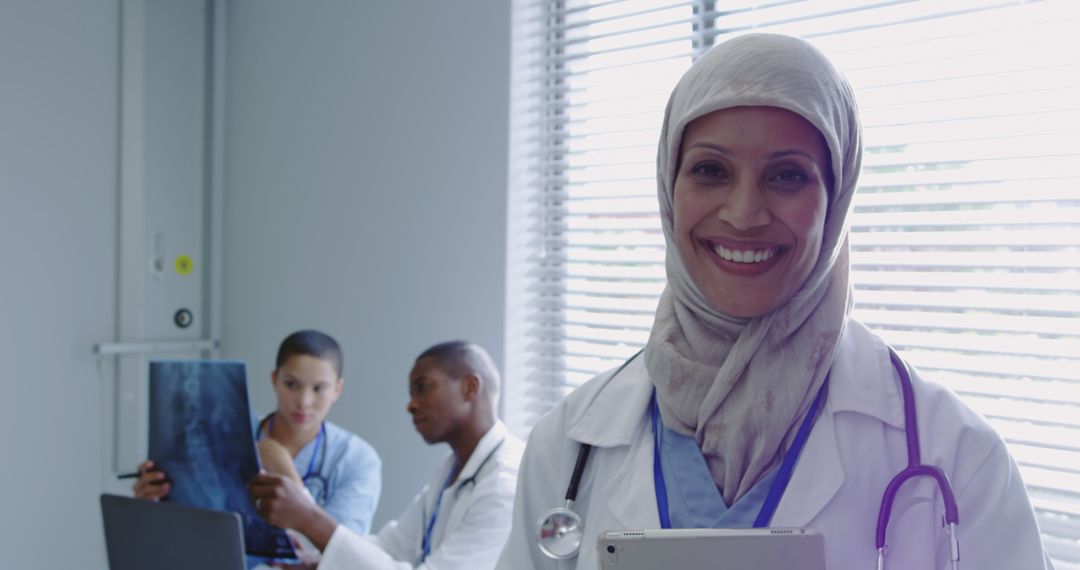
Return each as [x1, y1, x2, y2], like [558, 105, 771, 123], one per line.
[537, 500, 585, 560]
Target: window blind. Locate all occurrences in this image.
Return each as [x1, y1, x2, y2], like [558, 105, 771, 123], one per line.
[505, 1, 1080, 565]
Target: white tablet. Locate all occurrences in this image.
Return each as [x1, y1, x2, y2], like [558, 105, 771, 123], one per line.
[597, 528, 826, 570]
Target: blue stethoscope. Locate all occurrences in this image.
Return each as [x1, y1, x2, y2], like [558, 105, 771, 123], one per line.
[260, 414, 330, 506]
[535, 349, 961, 570]
[420, 439, 506, 563]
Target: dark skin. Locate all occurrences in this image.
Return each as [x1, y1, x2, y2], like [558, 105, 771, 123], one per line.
[249, 356, 497, 552]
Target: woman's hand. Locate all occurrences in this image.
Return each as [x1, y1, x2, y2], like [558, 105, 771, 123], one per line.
[131, 460, 171, 500]
[249, 473, 337, 551]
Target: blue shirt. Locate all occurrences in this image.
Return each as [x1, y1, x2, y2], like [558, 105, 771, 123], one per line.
[657, 420, 776, 528]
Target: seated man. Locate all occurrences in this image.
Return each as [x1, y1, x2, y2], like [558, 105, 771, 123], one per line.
[250, 341, 524, 570]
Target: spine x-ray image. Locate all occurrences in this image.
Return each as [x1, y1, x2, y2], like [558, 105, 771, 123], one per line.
[148, 360, 296, 561]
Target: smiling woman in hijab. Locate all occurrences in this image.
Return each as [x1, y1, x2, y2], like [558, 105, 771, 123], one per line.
[496, 33, 1051, 570]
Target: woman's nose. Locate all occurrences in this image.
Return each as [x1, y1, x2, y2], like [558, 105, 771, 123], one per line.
[299, 390, 315, 408]
[719, 179, 770, 230]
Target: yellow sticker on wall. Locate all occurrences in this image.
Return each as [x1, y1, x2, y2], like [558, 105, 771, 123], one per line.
[175, 255, 194, 275]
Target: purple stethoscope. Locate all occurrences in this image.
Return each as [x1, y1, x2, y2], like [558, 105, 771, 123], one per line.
[536, 348, 960, 570]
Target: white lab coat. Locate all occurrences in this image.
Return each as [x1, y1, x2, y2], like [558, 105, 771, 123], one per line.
[496, 321, 1053, 570]
[320, 421, 524, 570]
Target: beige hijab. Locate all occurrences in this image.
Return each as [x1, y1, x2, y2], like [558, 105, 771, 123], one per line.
[644, 33, 863, 505]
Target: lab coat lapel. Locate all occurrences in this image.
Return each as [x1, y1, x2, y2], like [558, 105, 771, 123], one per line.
[565, 357, 660, 530]
[772, 322, 901, 526]
[600, 411, 661, 530]
[771, 398, 843, 526]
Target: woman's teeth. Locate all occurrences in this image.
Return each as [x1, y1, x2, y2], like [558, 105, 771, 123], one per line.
[713, 243, 778, 263]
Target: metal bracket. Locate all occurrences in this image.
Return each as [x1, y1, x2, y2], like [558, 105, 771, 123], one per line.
[94, 338, 219, 356]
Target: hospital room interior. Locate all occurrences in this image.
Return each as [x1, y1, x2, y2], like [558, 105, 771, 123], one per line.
[2, 1, 1078, 569]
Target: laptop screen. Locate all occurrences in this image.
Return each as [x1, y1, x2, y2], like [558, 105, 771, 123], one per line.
[100, 494, 247, 570]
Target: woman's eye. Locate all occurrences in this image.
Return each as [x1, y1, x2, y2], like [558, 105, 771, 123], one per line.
[690, 161, 728, 181]
[770, 167, 809, 188]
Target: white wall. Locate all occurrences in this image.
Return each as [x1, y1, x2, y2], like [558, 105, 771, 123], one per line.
[0, 1, 119, 567]
[220, 1, 512, 528]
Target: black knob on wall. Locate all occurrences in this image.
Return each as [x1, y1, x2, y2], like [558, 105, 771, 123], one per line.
[174, 308, 193, 329]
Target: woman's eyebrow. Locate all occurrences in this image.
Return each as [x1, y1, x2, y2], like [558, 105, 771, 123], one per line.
[685, 144, 815, 162]
[767, 148, 816, 161]
[685, 142, 733, 155]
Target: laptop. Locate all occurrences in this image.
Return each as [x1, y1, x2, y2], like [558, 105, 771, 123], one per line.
[598, 528, 826, 569]
[100, 493, 246, 570]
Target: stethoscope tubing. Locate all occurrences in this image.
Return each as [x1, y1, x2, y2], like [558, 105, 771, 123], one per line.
[875, 351, 960, 569]
[566, 444, 592, 502]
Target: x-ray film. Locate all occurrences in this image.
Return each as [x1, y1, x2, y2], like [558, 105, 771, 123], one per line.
[148, 360, 297, 562]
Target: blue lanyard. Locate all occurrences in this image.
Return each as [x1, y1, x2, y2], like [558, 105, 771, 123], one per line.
[651, 378, 829, 529]
[421, 466, 458, 562]
[262, 415, 326, 481]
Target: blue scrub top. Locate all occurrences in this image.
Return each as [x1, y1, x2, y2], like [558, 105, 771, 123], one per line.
[256, 415, 382, 535]
[656, 421, 776, 528]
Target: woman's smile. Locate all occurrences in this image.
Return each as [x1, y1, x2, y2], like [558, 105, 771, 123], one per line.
[699, 237, 787, 276]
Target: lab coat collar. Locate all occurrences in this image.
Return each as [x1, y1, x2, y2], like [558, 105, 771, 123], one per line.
[826, 320, 905, 430]
[448, 420, 508, 491]
[564, 323, 903, 448]
[565, 355, 653, 447]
